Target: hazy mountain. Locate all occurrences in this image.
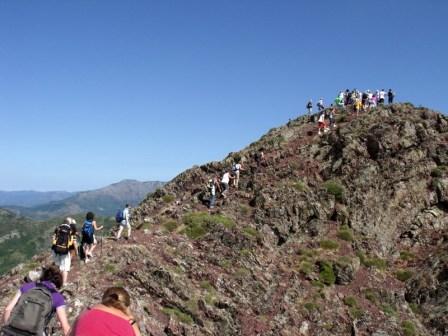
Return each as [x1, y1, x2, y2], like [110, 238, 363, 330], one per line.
[0, 190, 73, 207]
[8, 179, 164, 220]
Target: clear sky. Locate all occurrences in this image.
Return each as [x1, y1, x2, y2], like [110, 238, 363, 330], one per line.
[1, 1, 447, 191]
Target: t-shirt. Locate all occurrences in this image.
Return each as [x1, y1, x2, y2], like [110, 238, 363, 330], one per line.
[221, 173, 230, 184]
[318, 114, 325, 123]
[73, 308, 135, 336]
[122, 207, 130, 224]
[20, 281, 65, 310]
[233, 163, 241, 172]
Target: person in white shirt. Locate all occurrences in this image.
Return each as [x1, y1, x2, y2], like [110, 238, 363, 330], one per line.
[232, 163, 244, 188]
[378, 89, 386, 104]
[221, 171, 233, 198]
[317, 113, 326, 135]
[116, 204, 131, 240]
[317, 98, 325, 111]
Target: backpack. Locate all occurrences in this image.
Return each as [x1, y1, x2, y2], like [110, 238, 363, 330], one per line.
[115, 210, 124, 223]
[52, 224, 72, 255]
[82, 220, 94, 238]
[1, 283, 55, 336]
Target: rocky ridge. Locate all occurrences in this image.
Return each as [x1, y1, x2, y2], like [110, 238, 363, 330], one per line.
[1, 104, 447, 336]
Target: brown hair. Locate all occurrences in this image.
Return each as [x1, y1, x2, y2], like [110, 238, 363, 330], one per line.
[101, 287, 131, 314]
[41, 265, 63, 289]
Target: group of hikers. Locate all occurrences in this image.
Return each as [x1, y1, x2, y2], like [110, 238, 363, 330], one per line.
[1, 205, 138, 336]
[307, 88, 396, 135]
[205, 150, 266, 209]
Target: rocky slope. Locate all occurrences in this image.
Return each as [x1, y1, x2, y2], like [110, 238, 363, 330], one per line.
[1, 104, 447, 336]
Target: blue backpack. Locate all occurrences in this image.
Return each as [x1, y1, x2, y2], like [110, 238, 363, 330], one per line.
[115, 210, 124, 223]
[82, 220, 94, 238]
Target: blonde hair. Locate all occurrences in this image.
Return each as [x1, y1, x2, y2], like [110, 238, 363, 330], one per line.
[101, 287, 131, 314]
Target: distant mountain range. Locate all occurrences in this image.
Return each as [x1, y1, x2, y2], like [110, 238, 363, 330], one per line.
[0, 190, 74, 207]
[4, 179, 165, 220]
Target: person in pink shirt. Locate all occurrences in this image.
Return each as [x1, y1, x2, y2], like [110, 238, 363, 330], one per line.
[71, 287, 141, 336]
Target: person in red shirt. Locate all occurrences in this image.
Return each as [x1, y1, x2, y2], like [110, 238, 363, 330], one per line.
[71, 287, 141, 336]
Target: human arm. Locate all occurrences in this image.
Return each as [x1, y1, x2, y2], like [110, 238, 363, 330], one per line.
[125, 308, 141, 336]
[56, 306, 71, 336]
[3, 290, 21, 324]
[93, 221, 103, 231]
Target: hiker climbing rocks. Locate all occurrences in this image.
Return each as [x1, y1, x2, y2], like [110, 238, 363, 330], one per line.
[116, 204, 132, 240]
[328, 108, 336, 129]
[1, 265, 71, 336]
[317, 98, 325, 111]
[51, 218, 76, 286]
[71, 287, 141, 336]
[306, 100, 313, 115]
[378, 89, 386, 104]
[207, 179, 217, 208]
[232, 162, 244, 188]
[221, 171, 234, 198]
[388, 89, 395, 104]
[81, 212, 103, 263]
[317, 113, 327, 135]
[354, 98, 362, 116]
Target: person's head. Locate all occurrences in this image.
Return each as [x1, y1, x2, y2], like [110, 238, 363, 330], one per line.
[125, 204, 129, 208]
[101, 287, 131, 314]
[41, 265, 63, 289]
[86, 212, 95, 221]
[64, 217, 76, 225]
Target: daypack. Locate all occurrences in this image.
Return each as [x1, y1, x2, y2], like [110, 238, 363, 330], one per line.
[82, 220, 94, 238]
[115, 210, 124, 223]
[52, 224, 72, 255]
[1, 283, 54, 336]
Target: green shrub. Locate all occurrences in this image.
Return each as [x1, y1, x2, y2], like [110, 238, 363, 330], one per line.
[320, 240, 339, 250]
[402, 320, 416, 336]
[323, 180, 345, 202]
[162, 307, 193, 324]
[163, 220, 179, 232]
[396, 269, 413, 282]
[104, 263, 117, 273]
[318, 261, 335, 286]
[349, 307, 363, 319]
[311, 280, 324, 288]
[409, 303, 421, 314]
[343, 296, 357, 307]
[337, 229, 353, 242]
[364, 289, 378, 303]
[162, 194, 175, 203]
[182, 212, 235, 239]
[298, 248, 317, 258]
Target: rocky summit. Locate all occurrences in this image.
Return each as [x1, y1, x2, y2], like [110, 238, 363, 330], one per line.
[1, 103, 447, 336]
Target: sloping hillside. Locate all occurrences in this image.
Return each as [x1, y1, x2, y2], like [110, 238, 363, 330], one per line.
[1, 104, 447, 336]
[0, 190, 73, 207]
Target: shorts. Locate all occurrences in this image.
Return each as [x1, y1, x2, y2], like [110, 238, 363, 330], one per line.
[120, 220, 130, 227]
[52, 251, 71, 272]
[82, 232, 96, 245]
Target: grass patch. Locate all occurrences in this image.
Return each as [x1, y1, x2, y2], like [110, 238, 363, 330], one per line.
[396, 269, 413, 282]
[104, 263, 117, 273]
[298, 248, 317, 258]
[318, 261, 335, 286]
[292, 181, 307, 192]
[163, 220, 179, 233]
[399, 251, 415, 261]
[242, 227, 259, 239]
[343, 296, 357, 307]
[357, 251, 387, 270]
[337, 226, 353, 242]
[240, 249, 251, 257]
[323, 180, 345, 202]
[311, 280, 324, 288]
[349, 307, 363, 319]
[303, 302, 319, 312]
[364, 289, 378, 304]
[162, 307, 193, 325]
[162, 194, 176, 203]
[409, 303, 421, 314]
[402, 320, 416, 336]
[235, 267, 250, 279]
[320, 240, 339, 250]
[182, 212, 235, 239]
[298, 261, 313, 276]
[239, 205, 250, 216]
[381, 304, 396, 317]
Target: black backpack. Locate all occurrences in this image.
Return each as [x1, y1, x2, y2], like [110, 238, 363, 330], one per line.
[1, 283, 55, 336]
[52, 224, 72, 255]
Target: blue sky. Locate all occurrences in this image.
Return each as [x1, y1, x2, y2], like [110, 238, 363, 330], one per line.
[0, 1, 447, 191]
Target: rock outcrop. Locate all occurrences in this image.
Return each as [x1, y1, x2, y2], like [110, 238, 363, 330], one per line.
[1, 104, 447, 336]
